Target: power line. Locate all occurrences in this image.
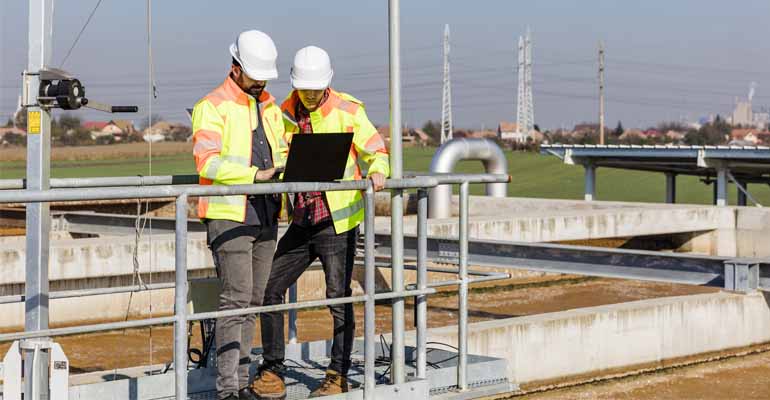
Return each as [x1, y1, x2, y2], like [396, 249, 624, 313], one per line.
[59, 0, 105, 67]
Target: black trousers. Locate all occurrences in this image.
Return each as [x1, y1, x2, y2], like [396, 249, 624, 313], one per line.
[260, 222, 358, 375]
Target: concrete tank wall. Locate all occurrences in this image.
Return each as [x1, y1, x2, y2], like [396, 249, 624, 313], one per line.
[422, 291, 770, 385]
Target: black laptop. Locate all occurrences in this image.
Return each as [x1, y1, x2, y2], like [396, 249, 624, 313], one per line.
[281, 133, 354, 182]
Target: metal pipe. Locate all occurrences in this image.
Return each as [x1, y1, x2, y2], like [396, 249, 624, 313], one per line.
[429, 138, 508, 218]
[0, 264, 507, 306]
[390, 185, 406, 385]
[0, 315, 178, 342]
[0, 175, 200, 190]
[665, 172, 676, 204]
[288, 284, 298, 344]
[0, 282, 177, 305]
[0, 174, 512, 201]
[188, 289, 434, 322]
[0, 289, 435, 341]
[716, 167, 728, 206]
[174, 195, 188, 400]
[388, 0, 406, 385]
[427, 173, 510, 185]
[457, 181, 469, 391]
[584, 162, 596, 201]
[363, 185, 376, 400]
[415, 189, 428, 379]
[0, 173, 506, 191]
[405, 272, 511, 290]
[0, 178, 439, 204]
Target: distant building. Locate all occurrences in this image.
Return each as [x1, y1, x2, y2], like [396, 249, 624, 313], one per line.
[143, 121, 191, 142]
[619, 129, 644, 141]
[665, 130, 685, 142]
[731, 128, 760, 144]
[732, 101, 753, 127]
[573, 123, 598, 134]
[498, 121, 541, 143]
[753, 112, 770, 129]
[0, 126, 25, 139]
[466, 130, 498, 139]
[756, 131, 770, 145]
[111, 119, 136, 135]
[83, 120, 126, 141]
[375, 125, 429, 145]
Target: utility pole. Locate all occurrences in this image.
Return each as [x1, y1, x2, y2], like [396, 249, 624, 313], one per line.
[24, 1, 53, 398]
[440, 24, 453, 144]
[525, 28, 534, 132]
[599, 41, 605, 145]
[516, 29, 534, 135]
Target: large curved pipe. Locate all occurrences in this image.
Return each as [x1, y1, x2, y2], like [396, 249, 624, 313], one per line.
[429, 138, 508, 218]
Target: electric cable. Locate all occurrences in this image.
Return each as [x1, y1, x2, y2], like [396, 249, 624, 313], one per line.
[59, 0, 104, 67]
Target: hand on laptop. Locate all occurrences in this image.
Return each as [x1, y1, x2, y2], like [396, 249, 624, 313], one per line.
[254, 167, 277, 182]
[369, 172, 385, 192]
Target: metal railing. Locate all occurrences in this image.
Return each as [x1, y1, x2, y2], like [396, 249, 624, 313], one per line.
[0, 173, 510, 400]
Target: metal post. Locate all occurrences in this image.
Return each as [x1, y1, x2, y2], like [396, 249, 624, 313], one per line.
[388, 0, 406, 385]
[598, 41, 605, 145]
[665, 172, 676, 204]
[288, 284, 298, 344]
[737, 180, 747, 206]
[716, 168, 727, 207]
[174, 195, 189, 400]
[457, 182, 469, 391]
[416, 189, 428, 379]
[584, 163, 596, 201]
[363, 186, 376, 399]
[24, 1, 54, 398]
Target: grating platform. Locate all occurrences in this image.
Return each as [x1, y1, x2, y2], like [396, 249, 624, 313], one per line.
[68, 341, 516, 399]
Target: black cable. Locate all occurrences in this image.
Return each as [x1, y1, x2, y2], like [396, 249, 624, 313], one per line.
[60, 0, 105, 67]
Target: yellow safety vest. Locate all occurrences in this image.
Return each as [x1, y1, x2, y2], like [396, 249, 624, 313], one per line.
[192, 76, 288, 222]
[282, 88, 390, 234]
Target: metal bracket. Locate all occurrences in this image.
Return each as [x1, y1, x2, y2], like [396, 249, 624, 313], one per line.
[2, 341, 22, 400]
[697, 149, 708, 168]
[39, 67, 74, 81]
[724, 260, 759, 293]
[563, 148, 575, 165]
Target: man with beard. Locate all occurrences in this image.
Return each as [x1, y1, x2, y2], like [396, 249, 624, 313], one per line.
[191, 30, 288, 400]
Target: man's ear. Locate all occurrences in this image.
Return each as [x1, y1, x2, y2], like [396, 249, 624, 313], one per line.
[230, 65, 241, 79]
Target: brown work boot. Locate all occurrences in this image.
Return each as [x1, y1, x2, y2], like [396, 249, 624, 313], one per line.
[308, 369, 349, 398]
[251, 368, 286, 400]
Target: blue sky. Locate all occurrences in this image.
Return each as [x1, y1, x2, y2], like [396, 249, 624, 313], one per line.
[2, 0, 769, 130]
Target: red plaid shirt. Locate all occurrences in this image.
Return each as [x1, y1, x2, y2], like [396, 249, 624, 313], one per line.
[292, 90, 332, 227]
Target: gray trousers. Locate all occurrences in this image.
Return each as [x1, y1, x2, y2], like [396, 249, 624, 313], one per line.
[206, 219, 277, 399]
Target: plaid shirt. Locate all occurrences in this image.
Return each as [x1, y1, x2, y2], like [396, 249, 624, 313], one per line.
[292, 90, 332, 227]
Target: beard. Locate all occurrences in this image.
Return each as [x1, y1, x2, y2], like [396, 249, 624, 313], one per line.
[247, 85, 265, 97]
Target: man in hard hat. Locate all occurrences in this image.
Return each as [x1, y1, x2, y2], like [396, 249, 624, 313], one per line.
[252, 46, 389, 398]
[191, 30, 288, 400]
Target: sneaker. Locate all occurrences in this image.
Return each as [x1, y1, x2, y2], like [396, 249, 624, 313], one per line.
[238, 386, 259, 400]
[308, 369, 349, 398]
[251, 366, 286, 400]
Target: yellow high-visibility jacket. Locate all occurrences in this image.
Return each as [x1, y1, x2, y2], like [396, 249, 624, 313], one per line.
[192, 76, 288, 222]
[282, 88, 390, 234]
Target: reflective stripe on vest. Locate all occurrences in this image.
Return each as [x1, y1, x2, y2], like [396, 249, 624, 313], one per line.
[330, 197, 364, 221]
[204, 158, 223, 180]
[222, 154, 250, 166]
[208, 195, 244, 206]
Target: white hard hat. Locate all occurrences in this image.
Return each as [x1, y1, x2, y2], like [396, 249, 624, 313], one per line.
[291, 46, 333, 90]
[229, 30, 278, 81]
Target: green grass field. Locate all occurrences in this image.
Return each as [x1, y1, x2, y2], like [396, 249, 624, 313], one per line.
[1, 147, 766, 206]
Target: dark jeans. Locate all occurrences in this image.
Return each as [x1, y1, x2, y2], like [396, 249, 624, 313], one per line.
[206, 219, 277, 399]
[260, 222, 358, 375]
